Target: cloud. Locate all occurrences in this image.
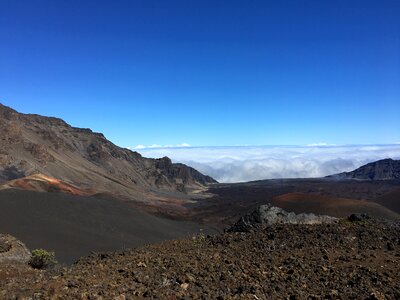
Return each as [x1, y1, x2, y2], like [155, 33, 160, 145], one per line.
[134, 144, 400, 183]
[305, 142, 337, 147]
[178, 143, 191, 147]
[133, 143, 191, 149]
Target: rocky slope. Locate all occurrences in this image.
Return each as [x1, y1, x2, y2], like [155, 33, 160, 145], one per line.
[1, 216, 399, 299]
[329, 158, 400, 180]
[0, 103, 216, 203]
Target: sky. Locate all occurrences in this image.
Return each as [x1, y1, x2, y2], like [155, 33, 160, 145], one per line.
[0, 0, 399, 147]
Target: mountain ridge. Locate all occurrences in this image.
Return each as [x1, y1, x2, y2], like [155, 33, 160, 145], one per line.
[329, 158, 400, 180]
[0, 103, 216, 204]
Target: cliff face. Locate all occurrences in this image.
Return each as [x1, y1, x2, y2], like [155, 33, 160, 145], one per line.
[330, 159, 400, 180]
[0, 103, 216, 200]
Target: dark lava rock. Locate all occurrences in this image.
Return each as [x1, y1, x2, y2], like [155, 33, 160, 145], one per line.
[228, 203, 337, 232]
[1, 222, 400, 299]
[348, 213, 372, 222]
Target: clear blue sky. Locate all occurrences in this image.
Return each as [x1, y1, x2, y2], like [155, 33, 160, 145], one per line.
[1, 0, 399, 147]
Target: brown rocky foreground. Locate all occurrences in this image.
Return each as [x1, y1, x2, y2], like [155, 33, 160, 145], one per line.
[1, 218, 399, 299]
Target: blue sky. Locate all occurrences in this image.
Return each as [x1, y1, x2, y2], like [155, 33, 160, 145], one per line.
[1, 0, 399, 147]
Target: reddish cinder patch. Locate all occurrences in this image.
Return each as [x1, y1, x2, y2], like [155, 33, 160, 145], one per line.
[271, 192, 400, 219]
[0, 174, 90, 196]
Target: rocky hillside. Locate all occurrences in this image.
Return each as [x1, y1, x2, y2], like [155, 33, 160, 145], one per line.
[1, 215, 399, 299]
[0, 103, 216, 202]
[329, 158, 400, 180]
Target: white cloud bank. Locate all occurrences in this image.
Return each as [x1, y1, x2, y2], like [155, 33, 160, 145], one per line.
[134, 144, 400, 183]
[132, 143, 191, 149]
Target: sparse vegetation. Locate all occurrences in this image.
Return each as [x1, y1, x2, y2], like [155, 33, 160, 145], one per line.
[0, 240, 11, 253]
[338, 214, 373, 227]
[338, 218, 353, 226]
[2, 221, 400, 299]
[28, 249, 57, 269]
[192, 231, 206, 255]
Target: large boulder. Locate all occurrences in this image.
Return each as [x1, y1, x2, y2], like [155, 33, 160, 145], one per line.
[228, 204, 337, 232]
[0, 234, 31, 264]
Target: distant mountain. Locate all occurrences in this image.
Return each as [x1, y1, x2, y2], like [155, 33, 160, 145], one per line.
[0, 103, 216, 203]
[329, 158, 400, 180]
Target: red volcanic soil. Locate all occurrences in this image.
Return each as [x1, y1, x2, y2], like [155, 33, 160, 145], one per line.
[0, 174, 91, 196]
[271, 192, 400, 220]
[375, 188, 400, 214]
[188, 179, 400, 228]
[0, 175, 203, 216]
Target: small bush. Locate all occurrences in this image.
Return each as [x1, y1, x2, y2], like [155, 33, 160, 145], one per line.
[192, 232, 206, 255]
[0, 240, 11, 253]
[29, 249, 57, 269]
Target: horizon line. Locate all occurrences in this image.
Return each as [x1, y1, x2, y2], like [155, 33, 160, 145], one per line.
[128, 143, 400, 150]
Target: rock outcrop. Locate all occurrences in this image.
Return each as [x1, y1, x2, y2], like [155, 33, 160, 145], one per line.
[228, 204, 337, 232]
[0, 234, 31, 264]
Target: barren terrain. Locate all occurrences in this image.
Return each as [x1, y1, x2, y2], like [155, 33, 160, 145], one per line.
[1, 104, 400, 299]
[1, 219, 399, 299]
[0, 189, 214, 264]
[187, 179, 400, 228]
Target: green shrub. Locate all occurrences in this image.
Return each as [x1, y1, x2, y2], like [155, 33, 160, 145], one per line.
[29, 249, 57, 269]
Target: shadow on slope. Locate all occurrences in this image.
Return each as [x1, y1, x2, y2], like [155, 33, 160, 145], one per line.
[375, 187, 400, 214]
[0, 189, 210, 264]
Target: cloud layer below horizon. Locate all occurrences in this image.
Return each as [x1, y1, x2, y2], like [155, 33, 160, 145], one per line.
[134, 145, 400, 183]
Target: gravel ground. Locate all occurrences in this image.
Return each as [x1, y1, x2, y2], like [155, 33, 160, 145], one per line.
[1, 221, 400, 299]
